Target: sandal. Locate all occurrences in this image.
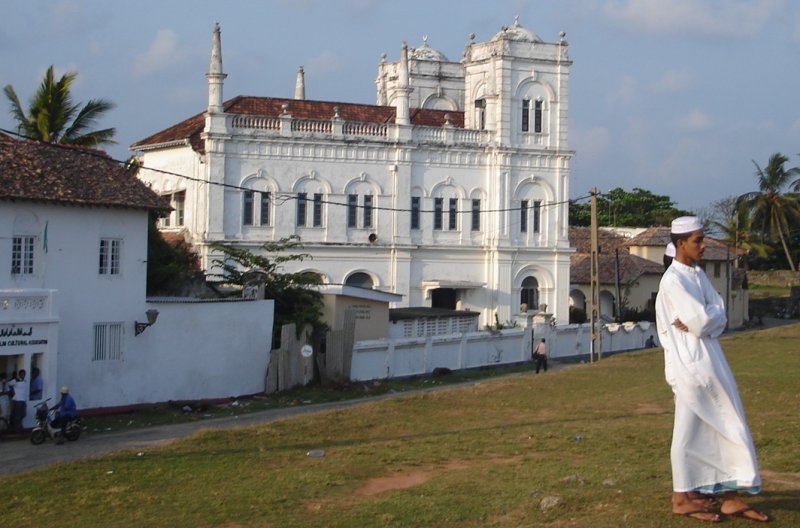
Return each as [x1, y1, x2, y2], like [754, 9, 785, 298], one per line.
[723, 506, 769, 522]
[675, 509, 722, 523]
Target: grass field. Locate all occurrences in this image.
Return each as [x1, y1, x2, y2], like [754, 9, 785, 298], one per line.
[1, 324, 798, 527]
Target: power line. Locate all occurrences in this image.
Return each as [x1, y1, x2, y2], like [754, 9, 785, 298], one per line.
[1, 127, 593, 214]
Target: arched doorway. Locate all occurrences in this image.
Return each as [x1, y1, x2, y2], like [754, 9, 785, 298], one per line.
[520, 276, 539, 311]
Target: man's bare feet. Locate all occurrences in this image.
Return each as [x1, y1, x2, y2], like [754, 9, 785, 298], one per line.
[686, 491, 717, 508]
[673, 492, 721, 523]
[720, 492, 769, 522]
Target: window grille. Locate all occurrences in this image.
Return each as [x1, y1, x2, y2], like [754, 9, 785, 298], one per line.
[99, 239, 121, 275]
[243, 190, 254, 225]
[471, 199, 481, 231]
[434, 198, 443, 230]
[260, 192, 271, 225]
[296, 193, 307, 226]
[411, 197, 421, 230]
[363, 195, 373, 228]
[93, 322, 124, 361]
[11, 236, 34, 275]
[347, 194, 358, 227]
[313, 193, 323, 227]
[520, 200, 529, 232]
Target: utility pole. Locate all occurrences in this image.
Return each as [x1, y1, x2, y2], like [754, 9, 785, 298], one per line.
[590, 188, 600, 362]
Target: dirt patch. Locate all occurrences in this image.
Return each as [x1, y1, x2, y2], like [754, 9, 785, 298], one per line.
[355, 456, 522, 496]
[355, 471, 431, 496]
[762, 469, 800, 489]
[634, 403, 671, 415]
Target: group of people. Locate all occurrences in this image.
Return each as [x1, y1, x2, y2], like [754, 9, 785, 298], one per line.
[0, 368, 38, 433]
[0, 367, 77, 442]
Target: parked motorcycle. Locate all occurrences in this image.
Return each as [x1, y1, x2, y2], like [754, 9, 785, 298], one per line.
[30, 399, 81, 445]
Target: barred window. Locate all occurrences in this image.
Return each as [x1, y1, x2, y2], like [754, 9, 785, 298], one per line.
[363, 195, 373, 228]
[347, 194, 358, 227]
[434, 198, 443, 230]
[313, 193, 323, 227]
[520, 200, 529, 233]
[448, 198, 458, 230]
[99, 238, 121, 275]
[260, 192, 271, 225]
[411, 197, 421, 230]
[11, 236, 34, 275]
[296, 193, 307, 226]
[471, 199, 481, 231]
[93, 322, 124, 361]
[533, 200, 541, 233]
[243, 190, 255, 225]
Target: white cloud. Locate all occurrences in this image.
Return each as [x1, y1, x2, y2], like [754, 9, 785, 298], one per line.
[133, 29, 187, 78]
[571, 125, 612, 161]
[607, 75, 638, 105]
[602, 0, 785, 38]
[651, 69, 690, 93]
[306, 50, 342, 76]
[675, 109, 714, 130]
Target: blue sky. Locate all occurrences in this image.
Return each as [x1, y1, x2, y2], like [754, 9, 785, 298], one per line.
[2, 0, 799, 212]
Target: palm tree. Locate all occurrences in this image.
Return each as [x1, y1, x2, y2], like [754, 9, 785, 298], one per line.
[740, 153, 800, 271]
[710, 196, 770, 270]
[3, 65, 116, 147]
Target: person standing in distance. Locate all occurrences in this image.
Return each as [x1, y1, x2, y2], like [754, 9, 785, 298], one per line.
[534, 338, 548, 373]
[656, 216, 768, 523]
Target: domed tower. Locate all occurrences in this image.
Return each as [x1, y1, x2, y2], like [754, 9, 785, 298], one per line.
[463, 16, 571, 148]
[376, 36, 465, 112]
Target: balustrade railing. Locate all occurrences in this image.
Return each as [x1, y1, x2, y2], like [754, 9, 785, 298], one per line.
[230, 114, 489, 145]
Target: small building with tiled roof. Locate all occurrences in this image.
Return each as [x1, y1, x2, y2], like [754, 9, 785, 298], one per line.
[132, 20, 575, 328]
[625, 226, 749, 327]
[1, 134, 274, 414]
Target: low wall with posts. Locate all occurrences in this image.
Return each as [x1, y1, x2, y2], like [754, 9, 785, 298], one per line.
[348, 319, 657, 382]
[350, 328, 528, 381]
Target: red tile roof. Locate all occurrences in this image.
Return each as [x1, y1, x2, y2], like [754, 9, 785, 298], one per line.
[0, 133, 169, 211]
[131, 96, 465, 153]
[626, 226, 745, 261]
[569, 226, 630, 255]
[570, 252, 664, 285]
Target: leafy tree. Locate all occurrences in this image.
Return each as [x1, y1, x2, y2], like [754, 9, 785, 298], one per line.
[570, 187, 692, 227]
[209, 237, 325, 346]
[4, 65, 116, 146]
[740, 153, 800, 271]
[146, 214, 201, 295]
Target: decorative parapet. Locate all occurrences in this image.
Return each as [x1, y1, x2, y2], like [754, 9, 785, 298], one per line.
[230, 113, 490, 146]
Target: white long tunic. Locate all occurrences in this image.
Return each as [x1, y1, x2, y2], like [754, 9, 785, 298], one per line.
[655, 260, 761, 493]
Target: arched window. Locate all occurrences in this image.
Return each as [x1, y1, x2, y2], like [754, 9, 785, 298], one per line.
[345, 272, 374, 289]
[520, 276, 539, 311]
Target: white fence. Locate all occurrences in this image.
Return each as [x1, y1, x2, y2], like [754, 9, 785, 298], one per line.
[350, 320, 657, 382]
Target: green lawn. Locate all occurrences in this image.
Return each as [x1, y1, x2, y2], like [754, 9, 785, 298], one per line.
[2, 324, 799, 527]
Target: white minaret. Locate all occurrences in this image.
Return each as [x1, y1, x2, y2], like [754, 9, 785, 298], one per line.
[395, 42, 411, 125]
[294, 66, 306, 100]
[206, 22, 227, 114]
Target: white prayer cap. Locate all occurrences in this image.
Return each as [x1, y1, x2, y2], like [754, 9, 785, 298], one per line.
[665, 242, 675, 258]
[671, 216, 702, 234]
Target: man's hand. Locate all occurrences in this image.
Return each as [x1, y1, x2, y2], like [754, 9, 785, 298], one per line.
[672, 318, 688, 332]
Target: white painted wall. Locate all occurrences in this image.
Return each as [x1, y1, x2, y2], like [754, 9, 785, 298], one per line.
[94, 298, 274, 409]
[2, 201, 275, 412]
[349, 319, 657, 381]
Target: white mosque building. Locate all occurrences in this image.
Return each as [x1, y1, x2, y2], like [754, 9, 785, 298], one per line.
[132, 18, 574, 327]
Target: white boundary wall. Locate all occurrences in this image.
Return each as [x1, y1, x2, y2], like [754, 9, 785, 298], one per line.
[350, 320, 656, 381]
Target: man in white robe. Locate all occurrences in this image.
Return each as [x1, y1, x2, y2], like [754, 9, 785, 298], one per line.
[655, 216, 768, 523]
